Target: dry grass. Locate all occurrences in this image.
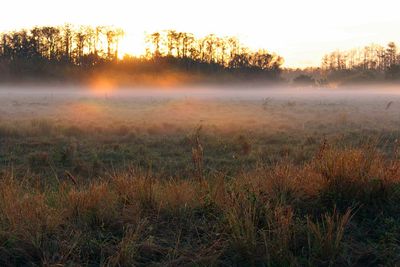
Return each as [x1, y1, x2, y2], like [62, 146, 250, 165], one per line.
[62, 182, 119, 226]
[1, 90, 400, 265]
[307, 208, 352, 266]
[0, 140, 399, 265]
[314, 144, 400, 209]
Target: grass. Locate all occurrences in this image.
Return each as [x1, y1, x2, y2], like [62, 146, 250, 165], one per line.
[0, 141, 400, 266]
[1, 91, 400, 265]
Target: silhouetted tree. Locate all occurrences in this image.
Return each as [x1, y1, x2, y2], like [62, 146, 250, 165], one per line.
[321, 42, 400, 81]
[0, 25, 283, 82]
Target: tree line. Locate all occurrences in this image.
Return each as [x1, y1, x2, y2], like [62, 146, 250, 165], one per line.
[144, 30, 283, 72]
[321, 42, 400, 80]
[0, 25, 124, 66]
[0, 25, 284, 82]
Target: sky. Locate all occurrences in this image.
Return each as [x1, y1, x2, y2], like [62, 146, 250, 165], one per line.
[1, 0, 400, 68]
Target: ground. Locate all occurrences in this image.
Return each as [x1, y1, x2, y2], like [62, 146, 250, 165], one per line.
[0, 85, 400, 266]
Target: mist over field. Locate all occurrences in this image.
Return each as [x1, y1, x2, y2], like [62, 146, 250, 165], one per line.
[1, 83, 400, 266]
[2, 2, 400, 265]
[2, 84, 400, 174]
[1, 84, 400, 130]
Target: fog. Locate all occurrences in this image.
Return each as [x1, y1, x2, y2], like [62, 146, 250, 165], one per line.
[2, 84, 400, 99]
[1, 85, 399, 136]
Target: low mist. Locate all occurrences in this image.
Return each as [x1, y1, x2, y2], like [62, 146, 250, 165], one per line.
[1, 84, 399, 137]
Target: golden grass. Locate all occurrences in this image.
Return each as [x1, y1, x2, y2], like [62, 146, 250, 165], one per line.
[62, 182, 119, 226]
[307, 208, 352, 266]
[0, 143, 399, 265]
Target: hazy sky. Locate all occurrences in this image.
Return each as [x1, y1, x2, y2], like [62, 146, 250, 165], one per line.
[2, 0, 400, 67]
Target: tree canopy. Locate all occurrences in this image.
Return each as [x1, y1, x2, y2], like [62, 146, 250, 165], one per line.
[0, 25, 284, 84]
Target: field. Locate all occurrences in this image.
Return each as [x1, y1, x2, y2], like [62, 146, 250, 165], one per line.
[1, 85, 400, 266]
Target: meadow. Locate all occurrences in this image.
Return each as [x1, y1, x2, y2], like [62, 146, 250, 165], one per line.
[1, 85, 400, 266]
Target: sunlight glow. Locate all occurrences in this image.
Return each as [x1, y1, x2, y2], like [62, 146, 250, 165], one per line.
[117, 32, 146, 59]
[88, 77, 117, 95]
[1, 0, 400, 67]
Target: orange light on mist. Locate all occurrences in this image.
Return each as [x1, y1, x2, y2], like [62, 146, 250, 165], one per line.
[89, 77, 116, 95]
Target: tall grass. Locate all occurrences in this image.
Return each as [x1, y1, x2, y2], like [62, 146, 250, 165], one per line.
[314, 143, 400, 210]
[307, 208, 352, 266]
[0, 143, 399, 266]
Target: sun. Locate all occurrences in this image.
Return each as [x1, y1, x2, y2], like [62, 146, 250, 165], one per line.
[117, 32, 146, 59]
